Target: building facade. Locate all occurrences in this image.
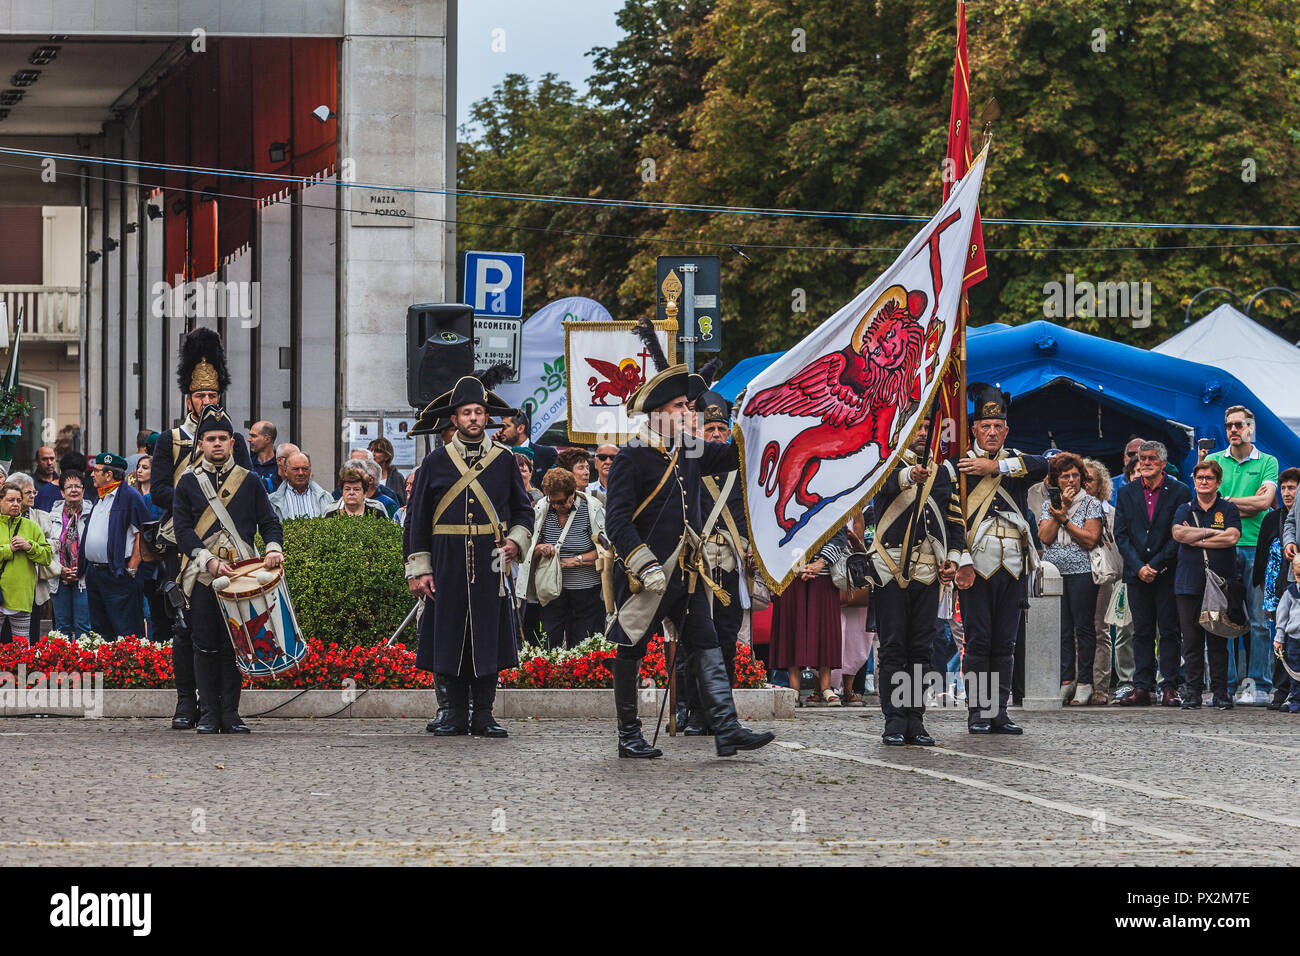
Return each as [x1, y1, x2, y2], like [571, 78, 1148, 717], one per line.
[0, 0, 456, 479]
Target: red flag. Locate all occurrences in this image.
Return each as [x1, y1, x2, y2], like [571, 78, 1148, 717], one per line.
[936, 1, 984, 460]
[944, 0, 986, 290]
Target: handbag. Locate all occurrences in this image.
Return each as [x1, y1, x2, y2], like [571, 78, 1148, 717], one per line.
[1104, 581, 1131, 628]
[138, 519, 167, 562]
[837, 517, 871, 607]
[535, 501, 578, 606]
[1090, 520, 1123, 586]
[1191, 511, 1248, 638]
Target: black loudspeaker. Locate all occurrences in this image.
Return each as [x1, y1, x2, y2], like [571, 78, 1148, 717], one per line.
[407, 303, 474, 407]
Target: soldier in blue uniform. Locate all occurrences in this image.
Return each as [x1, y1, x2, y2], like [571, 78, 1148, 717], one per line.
[945, 383, 1050, 734]
[869, 413, 973, 745]
[676, 382, 750, 736]
[171, 406, 283, 734]
[150, 328, 252, 730]
[404, 367, 534, 739]
[605, 320, 775, 759]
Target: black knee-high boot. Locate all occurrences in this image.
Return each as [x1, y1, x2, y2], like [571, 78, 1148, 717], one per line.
[692, 646, 774, 757]
[613, 657, 661, 758]
[171, 623, 198, 729]
[469, 674, 507, 737]
[433, 674, 470, 735]
[194, 647, 222, 735]
[219, 648, 249, 733]
[426, 675, 451, 732]
[675, 644, 710, 736]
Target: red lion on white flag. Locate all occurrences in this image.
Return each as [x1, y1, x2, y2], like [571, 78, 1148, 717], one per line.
[737, 147, 989, 593]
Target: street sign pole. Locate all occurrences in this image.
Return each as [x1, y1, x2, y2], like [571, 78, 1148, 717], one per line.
[681, 263, 698, 373]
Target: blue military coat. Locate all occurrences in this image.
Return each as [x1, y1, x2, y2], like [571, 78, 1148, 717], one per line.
[404, 437, 534, 677]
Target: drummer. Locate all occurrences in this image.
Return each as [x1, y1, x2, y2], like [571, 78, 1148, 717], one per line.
[172, 406, 284, 734]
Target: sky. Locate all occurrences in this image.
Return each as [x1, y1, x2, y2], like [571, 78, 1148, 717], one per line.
[456, 0, 627, 134]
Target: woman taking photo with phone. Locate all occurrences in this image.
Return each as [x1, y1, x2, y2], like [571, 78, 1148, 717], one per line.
[1038, 452, 1105, 705]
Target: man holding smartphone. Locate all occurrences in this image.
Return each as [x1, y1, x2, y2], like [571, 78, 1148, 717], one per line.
[1113, 441, 1192, 706]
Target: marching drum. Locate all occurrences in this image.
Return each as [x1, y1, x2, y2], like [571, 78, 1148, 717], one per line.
[213, 558, 310, 679]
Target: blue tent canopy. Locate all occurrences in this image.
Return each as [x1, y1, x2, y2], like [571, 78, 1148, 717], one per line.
[714, 320, 1300, 478]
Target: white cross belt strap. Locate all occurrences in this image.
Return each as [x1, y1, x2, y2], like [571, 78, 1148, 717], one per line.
[197, 471, 256, 561]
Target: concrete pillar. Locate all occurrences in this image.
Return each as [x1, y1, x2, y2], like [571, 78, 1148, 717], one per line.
[1022, 561, 1063, 711]
[338, 0, 455, 465]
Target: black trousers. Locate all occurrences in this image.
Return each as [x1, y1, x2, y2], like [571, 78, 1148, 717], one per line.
[540, 584, 605, 650]
[144, 574, 173, 644]
[1177, 593, 1229, 697]
[616, 579, 720, 663]
[1128, 574, 1183, 692]
[521, 601, 542, 644]
[960, 568, 1024, 721]
[875, 578, 939, 734]
[188, 581, 241, 713]
[1060, 572, 1100, 684]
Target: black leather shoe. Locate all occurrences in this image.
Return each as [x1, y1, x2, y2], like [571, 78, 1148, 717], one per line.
[221, 719, 251, 734]
[881, 732, 906, 746]
[196, 724, 221, 735]
[1269, 688, 1287, 711]
[470, 719, 508, 738]
[613, 657, 662, 758]
[682, 698, 711, 736]
[1211, 694, 1235, 710]
[906, 733, 936, 746]
[716, 729, 775, 757]
[968, 721, 992, 734]
[171, 715, 196, 730]
[990, 718, 1023, 735]
[1180, 695, 1201, 710]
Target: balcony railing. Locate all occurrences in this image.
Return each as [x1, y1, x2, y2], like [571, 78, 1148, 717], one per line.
[0, 286, 81, 339]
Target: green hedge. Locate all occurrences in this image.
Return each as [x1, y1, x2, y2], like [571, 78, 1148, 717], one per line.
[279, 517, 413, 649]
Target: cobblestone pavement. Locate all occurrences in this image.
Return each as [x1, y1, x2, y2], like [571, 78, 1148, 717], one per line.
[2, 704, 1298, 865]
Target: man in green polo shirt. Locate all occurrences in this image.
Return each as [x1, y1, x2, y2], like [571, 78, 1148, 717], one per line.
[1202, 405, 1278, 704]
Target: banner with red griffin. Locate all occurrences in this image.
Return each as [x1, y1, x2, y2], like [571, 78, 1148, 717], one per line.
[736, 146, 989, 593]
[564, 319, 678, 444]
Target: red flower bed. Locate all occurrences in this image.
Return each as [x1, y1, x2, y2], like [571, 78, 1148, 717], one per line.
[1, 634, 768, 690]
[499, 636, 768, 689]
[0, 635, 175, 688]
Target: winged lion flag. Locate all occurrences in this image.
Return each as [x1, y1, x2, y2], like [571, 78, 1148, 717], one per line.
[736, 146, 990, 593]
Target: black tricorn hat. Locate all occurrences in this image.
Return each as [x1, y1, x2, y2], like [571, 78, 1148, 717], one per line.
[177, 327, 231, 395]
[194, 404, 235, 439]
[968, 381, 1010, 422]
[408, 414, 450, 438]
[412, 364, 517, 433]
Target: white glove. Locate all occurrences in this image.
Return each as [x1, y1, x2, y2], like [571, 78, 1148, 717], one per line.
[641, 564, 667, 594]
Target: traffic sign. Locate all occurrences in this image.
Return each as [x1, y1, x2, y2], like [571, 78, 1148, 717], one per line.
[473, 317, 523, 383]
[464, 251, 525, 318]
[656, 255, 721, 354]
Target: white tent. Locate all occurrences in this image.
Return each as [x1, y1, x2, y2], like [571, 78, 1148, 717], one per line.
[1153, 303, 1300, 437]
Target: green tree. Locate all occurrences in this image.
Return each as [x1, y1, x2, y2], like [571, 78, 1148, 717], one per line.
[459, 0, 1300, 362]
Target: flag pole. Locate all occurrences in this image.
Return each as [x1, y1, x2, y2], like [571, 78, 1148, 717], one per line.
[958, 293, 969, 514]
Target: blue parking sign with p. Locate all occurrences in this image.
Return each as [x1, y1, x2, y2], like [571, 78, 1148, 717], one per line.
[464, 251, 525, 318]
